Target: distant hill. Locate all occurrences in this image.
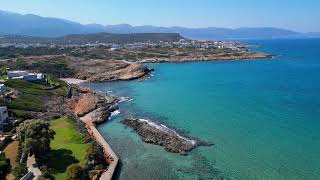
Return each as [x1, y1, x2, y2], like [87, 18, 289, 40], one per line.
[62, 32, 184, 44]
[0, 10, 104, 37]
[0, 33, 184, 44]
[0, 9, 318, 40]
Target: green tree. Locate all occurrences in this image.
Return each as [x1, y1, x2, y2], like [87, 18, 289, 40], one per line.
[16, 120, 55, 163]
[66, 164, 84, 180]
[0, 153, 10, 180]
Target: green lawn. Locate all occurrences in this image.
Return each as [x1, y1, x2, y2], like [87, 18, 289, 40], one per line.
[5, 79, 68, 96]
[49, 117, 90, 180]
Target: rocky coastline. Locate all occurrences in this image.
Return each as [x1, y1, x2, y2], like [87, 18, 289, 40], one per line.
[66, 85, 120, 180]
[68, 85, 119, 124]
[59, 49, 272, 178]
[122, 118, 213, 155]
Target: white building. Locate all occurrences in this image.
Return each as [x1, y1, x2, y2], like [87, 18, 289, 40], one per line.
[0, 84, 5, 95]
[7, 70, 28, 79]
[0, 106, 8, 131]
[22, 73, 44, 81]
[7, 71, 45, 83]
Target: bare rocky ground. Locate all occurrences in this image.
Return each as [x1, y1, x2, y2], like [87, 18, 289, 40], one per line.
[2, 55, 153, 83]
[69, 58, 152, 82]
[68, 85, 118, 124]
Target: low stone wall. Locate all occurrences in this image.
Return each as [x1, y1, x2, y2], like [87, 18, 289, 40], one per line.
[20, 171, 34, 180]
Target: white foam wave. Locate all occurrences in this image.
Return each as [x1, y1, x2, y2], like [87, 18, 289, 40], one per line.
[109, 110, 120, 120]
[138, 119, 197, 145]
[111, 110, 120, 116]
[118, 96, 134, 103]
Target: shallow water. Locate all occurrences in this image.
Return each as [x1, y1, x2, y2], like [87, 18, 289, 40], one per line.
[84, 38, 320, 180]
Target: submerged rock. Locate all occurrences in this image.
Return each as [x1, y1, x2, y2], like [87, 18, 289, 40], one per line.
[122, 118, 213, 155]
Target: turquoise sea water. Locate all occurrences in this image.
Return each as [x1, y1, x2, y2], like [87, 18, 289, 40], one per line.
[84, 38, 320, 180]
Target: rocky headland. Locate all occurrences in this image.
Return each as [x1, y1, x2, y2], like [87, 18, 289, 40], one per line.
[69, 58, 153, 82]
[2, 55, 153, 83]
[139, 52, 273, 63]
[122, 118, 213, 155]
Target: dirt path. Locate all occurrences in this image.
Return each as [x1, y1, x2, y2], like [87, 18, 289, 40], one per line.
[80, 113, 119, 180]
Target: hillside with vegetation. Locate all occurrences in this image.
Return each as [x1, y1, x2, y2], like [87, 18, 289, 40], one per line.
[0, 32, 185, 45]
[0, 77, 110, 179]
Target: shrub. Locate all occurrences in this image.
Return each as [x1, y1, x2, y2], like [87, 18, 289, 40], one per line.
[85, 143, 108, 171]
[66, 164, 84, 180]
[38, 166, 54, 180]
[0, 154, 10, 179]
[9, 109, 34, 120]
[13, 163, 28, 179]
[0, 137, 10, 150]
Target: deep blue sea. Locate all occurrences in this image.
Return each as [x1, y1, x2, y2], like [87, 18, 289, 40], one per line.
[84, 38, 320, 180]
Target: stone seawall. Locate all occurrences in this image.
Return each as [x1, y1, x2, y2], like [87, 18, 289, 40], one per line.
[81, 113, 119, 180]
[62, 80, 119, 180]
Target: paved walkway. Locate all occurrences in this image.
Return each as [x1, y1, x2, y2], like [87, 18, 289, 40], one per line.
[81, 113, 119, 180]
[26, 155, 41, 180]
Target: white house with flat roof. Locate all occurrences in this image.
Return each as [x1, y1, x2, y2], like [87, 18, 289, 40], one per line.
[0, 106, 8, 131]
[7, 70, 46, 83]
[7, 70, 28, 79]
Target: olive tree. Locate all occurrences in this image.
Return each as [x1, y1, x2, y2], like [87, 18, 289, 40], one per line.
[16, 120, 55, 163]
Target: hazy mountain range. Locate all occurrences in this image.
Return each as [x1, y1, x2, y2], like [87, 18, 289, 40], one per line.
[1, 9, 319, 40]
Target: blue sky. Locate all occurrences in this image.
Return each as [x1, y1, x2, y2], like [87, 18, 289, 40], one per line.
[0, 0, 319, 32]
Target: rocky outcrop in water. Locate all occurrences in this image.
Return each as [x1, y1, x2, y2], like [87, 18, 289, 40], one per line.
[122, 118, 213, 155]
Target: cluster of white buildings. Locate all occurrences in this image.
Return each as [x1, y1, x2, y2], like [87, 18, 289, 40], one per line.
[0, 39, 247, 52]
[0, 70, 47, 131]
[0, 42, 50, 48]
[0, 70, 48, 131]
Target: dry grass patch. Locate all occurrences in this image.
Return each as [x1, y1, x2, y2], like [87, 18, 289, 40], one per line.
[3, 141, 19, 180]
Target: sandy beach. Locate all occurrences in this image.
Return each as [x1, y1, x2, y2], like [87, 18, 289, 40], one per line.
[60, 78, 88, 85]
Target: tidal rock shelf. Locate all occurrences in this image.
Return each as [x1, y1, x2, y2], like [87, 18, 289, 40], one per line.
[122, 118, 213, 155]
